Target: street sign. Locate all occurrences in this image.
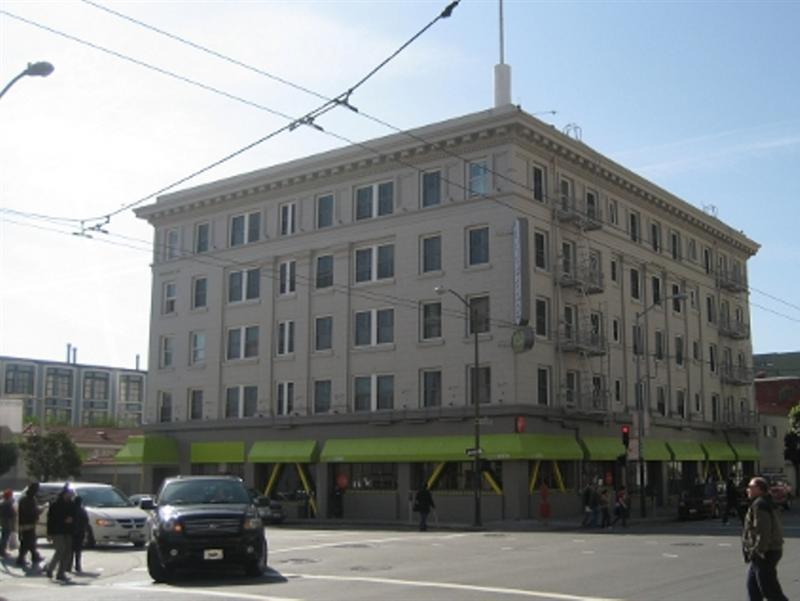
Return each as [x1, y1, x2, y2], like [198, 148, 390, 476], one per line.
[465, 447, 483, 457]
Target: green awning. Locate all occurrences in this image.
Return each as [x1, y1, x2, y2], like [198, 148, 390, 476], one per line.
[702, 441, 737, 461]
[320, 433, 583, 463]
[581, 437, 625, 461]
[191, 441, 245, 463]
[248, 440, 319, 463]
[666, 440, 706, 461]
[729, 442, 760, 461]
[642, 439, 673, 461]
[115, 435, 179, 465]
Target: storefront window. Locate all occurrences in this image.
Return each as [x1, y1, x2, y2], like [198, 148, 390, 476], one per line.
[412, 461, 502, 492]
[529, 460, 576, 491]
[335, 463, 397, 490]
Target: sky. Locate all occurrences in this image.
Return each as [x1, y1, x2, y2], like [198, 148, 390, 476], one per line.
[1, 0, 799, 370]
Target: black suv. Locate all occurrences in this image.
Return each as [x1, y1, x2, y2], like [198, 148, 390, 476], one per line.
[142, 475, 268, 582]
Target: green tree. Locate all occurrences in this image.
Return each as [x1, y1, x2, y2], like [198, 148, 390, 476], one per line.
[785, 403, 800, 496]
[20, 431, 82, 482]
[0, 441, 19, 477]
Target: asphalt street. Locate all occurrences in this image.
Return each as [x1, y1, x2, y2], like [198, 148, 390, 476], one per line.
[1, 513, 798, 601]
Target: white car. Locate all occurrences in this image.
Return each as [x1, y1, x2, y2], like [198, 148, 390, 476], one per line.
[32, 482, 148, 547]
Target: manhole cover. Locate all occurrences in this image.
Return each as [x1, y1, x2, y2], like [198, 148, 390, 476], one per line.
[278, 558, 319, 565]
[672, 542, 703, 547]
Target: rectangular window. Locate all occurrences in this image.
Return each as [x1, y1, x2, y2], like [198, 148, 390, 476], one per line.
[630, 268, 641, 300]
[688, 238, 697, 261]
[704, 247, 713, 274]
[225, 385, 258, 418]
[422, 170, 441, 207]
[422, 235, 442, 273]
[614, 379, 622, 403]
[119, 375, 143, 403]
[650, 221, 661, 253]
[46, 368, 73, 398]
[277, 320, 295, 355]
[230, 211, 260, 246]
[559, 178, 572, 208]
[191, 276, 207, 309]
[676, 390, 686, 418]
[194, 222, 210, 253]
[532, 164, 546, 202]
[83, 371, 109, 400]
[316, 194, 334, 229]
[561, 241, 574, 275]
[190, 331, 206, 365]
[4, 364, 34, 395]
[228, 268, 260, 303]
[535, 297, 549, 338]
[672, 284, 682, 313]
[629, 211, 640, 243]
[354, 308, 394, 346]
[226, 326, 259, 360]
[315, 316, 333, 351]
[608, 199, 618, 225]
[632, 325, 643, 355]
[612, 318, 620, 343]
[610, 258, 618, 283]
[189, 389, 203, 420]
[651, 276, 661, 305]
[675, 335, 684, 366]
[316, 255, 334, 289]
[354, 374, 394, 411]
[164, 228, 179, 260]
[534, 230, 548, 270]
[421, 301, 442, 340]
[422, 370, 442, 407]
[585, 189, 599, 220]
[279, 202, 296, 236]
[159, 391, 172, 423]
[277, 381, 294, 415]
[469, 365, 491, 405]
[656, 386, 666, 416]
[355, 244, 394, 283]
[654, 330, 664, 360]
[314, 380, 332, 413]
[670, 231, 682, 260]
[537, 367, 550, 406]
[159, 336, 174, 368]
[709, 344, 717, 373]
[356, 182, 394, 219]
[468, 226, 490, 266]
[279, 260, 296, 295]
[468, 159, 489, 197]
[706, 295, 717, 324]
[162, 281, 176, 315]
[469, 295, 490, 334]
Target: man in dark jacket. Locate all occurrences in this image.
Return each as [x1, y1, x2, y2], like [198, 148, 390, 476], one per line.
[414, 484, 435, 531]
[16, 482, 43, 567]
[45, 485, 75, 582]
[71, 495, 89, 573]
[742, 477, 788, 601]
[722, 474, 739, 524]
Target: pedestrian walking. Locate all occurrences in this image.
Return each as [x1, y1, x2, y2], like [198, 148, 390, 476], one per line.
[580, 482, 594, 527]
[1, 489, 17, 558]
[599, 488, 611, 529]
[45, 485, 76, 582]
[71, 495, 89, 573]
[413, 484, 435, 531]
[742, 476, 788, 601]
[722, 474, 739, 525]
[16, 482, 43, 568]
[611, 486, 629, 527]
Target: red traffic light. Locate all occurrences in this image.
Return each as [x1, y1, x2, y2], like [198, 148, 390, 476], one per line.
[621, 425, 630, 434]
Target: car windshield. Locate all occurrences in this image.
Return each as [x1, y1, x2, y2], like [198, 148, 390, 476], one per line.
[76, 487, 133, 508]
[159, 481, 251, 505]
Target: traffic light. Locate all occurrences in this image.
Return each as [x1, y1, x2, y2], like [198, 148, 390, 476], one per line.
[621, 425, 630, 449]
[616, 454, 627, 466]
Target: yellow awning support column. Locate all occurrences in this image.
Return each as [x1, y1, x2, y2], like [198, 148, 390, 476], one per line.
[715, 462, 723, 481]
[529, 460, 541, 494]
[264, 463, 282, 498]
[483, 470, 503, 495]
[427, 462, 446, 490]
[553, 461, 566, 493]
[295, 463, 317, 517]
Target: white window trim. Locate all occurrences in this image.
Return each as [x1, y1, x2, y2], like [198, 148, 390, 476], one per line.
[159, 336, 174, 369]
[226, 325, 259, 360]
[279, 260, 296, 295]
[355, 181, 394, 219]
[277, 320, 295, 356]
[190, 331, 206, 365]
[314, 315, 333, 351]
[277, 381, 295, 415]
[228, 268, 260, 303]
[354, 373, 394, 412]
[162, 281, 177, 315]
[354, 243, 394, 284]
[354, 308, 394, 347]
[280, 202, 297, 236]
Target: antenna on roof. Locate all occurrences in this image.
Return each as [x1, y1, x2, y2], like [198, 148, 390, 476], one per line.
[703, 204, 718, 218]
[494, 0, 511, 107]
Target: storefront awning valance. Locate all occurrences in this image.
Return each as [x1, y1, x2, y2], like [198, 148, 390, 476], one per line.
[320, 434, 583, 463]
[729, 442, 760, 461]
[581, 437, 626, 461]
[115, 435, 179, 465]
[642, 439, 673, 461]
[190, 441, 245, 464]
[666, 440, 706, 461]
[248, 440, 318, 463]
[702, 441, 737, 461]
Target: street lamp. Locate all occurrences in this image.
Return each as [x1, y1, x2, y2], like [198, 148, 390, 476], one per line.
[634, 292, 687, 517]
[435, 285, 482, 527]
[0, 61, 55, 100]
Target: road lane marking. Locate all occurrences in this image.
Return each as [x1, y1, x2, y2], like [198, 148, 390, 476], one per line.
[112, 583, 301, 601]
[718, 543, 733, 547]
[273, 533, 470, 554]
[662, 553, 679, 558]
[286, 572, 623, 601]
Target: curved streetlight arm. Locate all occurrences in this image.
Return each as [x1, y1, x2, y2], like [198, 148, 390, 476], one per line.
[0, 61, 54, 100]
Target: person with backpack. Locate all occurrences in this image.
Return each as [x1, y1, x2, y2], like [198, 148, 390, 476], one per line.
[16, 482, 44, 568]
[742, 476, 788, 601]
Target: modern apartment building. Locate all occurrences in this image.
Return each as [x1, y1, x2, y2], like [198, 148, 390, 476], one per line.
[133, 105, 760, 522]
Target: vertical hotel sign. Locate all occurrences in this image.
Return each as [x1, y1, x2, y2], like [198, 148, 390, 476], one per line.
[512, 217, 530, 326]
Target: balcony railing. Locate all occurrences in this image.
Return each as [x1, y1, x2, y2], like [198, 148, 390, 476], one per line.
[716, 268, 748, 293]
[558, 327, 607, 356]
[718, 317, 751, 340]
[558, 263, 604, 294]
[556, 195, 603, 231]
[720, 408, 759, 427]
[720, 364, 755, 386]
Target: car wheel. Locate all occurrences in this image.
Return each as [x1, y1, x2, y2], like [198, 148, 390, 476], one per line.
[245, 557, 266, 578]
[147, 544, 172, 583]
[132, 541, 145, 548]
[84, 527, 96, 549]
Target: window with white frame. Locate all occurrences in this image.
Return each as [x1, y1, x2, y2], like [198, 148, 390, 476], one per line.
[226, 325, 259, 360]
[279, 202, 296, 236]
[228, 268, 260, 303]
[354, 308, 394, 346]
[468, 159, 489, 197]
[356, 181, 394, 220]
[159, 336, 174, 368]
[194, 222, 210, 253]
[316, 193, 334, 229]
[277, 381, 294, 415]
[354, 374, 394, 411]
[277, 320, 295, 355]
[422, 170, 441, 207]
[354, 244, 394, 283]
[230, 211, 261, 247]
[469, 295, 490, 334]
[162, 281, 177, 315]
[189, 389, 203, 420]
[314, 380, 331, 413]
[532, 163, 546, 202]
[315, 316, 333, 351]
[225, 385, 257, 418]
[192, 276, 207, 309]
[421, 301, 442, 340]
[534, 230, 548, 270]
[559, 177, 572, 208]
[537, 367, 550, 406]
[422, 369, 442, 407]
[190, 331, 206, 365]
[119, 374, 143, 403]
[45, 368, 73, 398]
[279, 260, 296, 295]
[158, 391, 172, 422]
[468, 226, 489, 266]
[421, 235, 441, 273]
[164, 228, 180, 260]
[316, 255, 334, 289]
